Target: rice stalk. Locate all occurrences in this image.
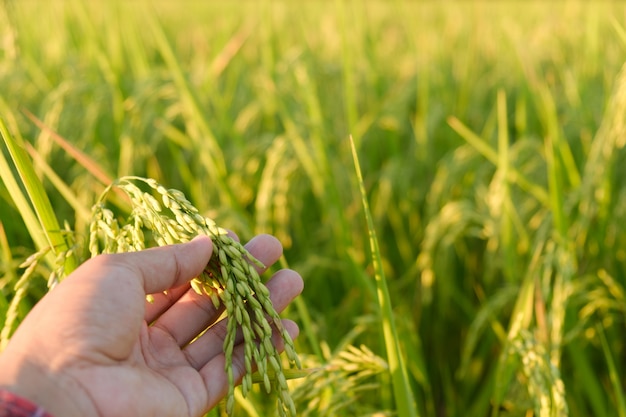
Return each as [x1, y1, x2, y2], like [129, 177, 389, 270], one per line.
[276, 254, 324, 361]
[495, 90, 516, 279]
[89, 176, 301, 416]
[0, 117, 78, 276]
[349, 136, 418, 417]
[0, 116, 53, 265]
[0, 223, 14, 292]
[255, 136, 297, 248]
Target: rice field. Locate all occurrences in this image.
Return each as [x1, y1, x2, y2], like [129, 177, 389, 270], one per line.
[2, 1, 626, 416]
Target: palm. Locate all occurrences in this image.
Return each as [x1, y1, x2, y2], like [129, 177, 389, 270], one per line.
[74, 324, 213, 417]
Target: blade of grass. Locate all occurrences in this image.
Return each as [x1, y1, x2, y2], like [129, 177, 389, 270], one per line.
[0, 125, 49, 257]
[338, 3, 359, 144]
[537, 84, 581, 189]
[542, 89, 576, 369]
[23, 141, 91, 223]
[597, 324, 626, 417]
[22, 108, 114, 185]
[278, 255, 324, 360]
[349, 135, 418, 417]
[146, 9, 238, 210]
[0, 107, 51, 259]
[0, 223, 15, 333]
[448, 116, 550, 208]
[543, 100, 569, 241]
[565, 340, 607, 417]
[0, 119, 76, 274]
[209, 24, 252, 80]
[22, 109, 131, 211]
[496, 90, 516, 280]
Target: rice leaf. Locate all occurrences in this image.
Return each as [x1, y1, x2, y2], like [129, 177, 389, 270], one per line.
[597, 324, 626, 417]
[349, 135, 418, 417]
[0, 118, 76, 273]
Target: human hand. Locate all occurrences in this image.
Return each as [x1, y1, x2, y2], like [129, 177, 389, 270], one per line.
[0, 234, 303, 417]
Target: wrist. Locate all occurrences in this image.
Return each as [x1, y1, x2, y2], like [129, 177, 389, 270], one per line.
[0, 350, 97, 417]
[0, 388, 54, 417]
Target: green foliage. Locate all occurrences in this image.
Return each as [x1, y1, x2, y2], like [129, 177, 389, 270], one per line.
[2, 1, 626, 415]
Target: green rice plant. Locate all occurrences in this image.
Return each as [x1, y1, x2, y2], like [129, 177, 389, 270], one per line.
[490, 236, 572, 417]
[597, 324, 626, 417]
[145, 6, 237, 212]
[6, 1, 626, 415]
[0, 117, 79, 334]
[89, 176, 301, 416]
[291, 343, 389, 416]
[505, 329, 568, 417]
[350, 136, 418, 417]
[0, 118, 68, 270]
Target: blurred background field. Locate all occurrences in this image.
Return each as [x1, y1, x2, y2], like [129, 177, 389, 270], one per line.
[3, 1, 626, 416]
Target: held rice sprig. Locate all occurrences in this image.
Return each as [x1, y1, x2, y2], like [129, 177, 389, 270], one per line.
[89, 176, 301, 416]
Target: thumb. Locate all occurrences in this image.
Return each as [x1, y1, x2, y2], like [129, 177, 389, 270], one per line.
[91, 235, 214, 294]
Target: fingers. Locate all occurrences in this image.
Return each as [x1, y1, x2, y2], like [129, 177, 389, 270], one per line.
[242, 234, 283, 273]
[143, 233, 243, 319]
[148, 234, 284, 346]
[144, 283, 190, 322]
[182, 268, 303, 369]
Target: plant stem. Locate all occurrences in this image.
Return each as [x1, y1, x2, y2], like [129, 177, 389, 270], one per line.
[349, 135, 419, 417]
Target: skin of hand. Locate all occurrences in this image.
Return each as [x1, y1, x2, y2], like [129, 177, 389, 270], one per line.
[0, 234, 303, 417]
